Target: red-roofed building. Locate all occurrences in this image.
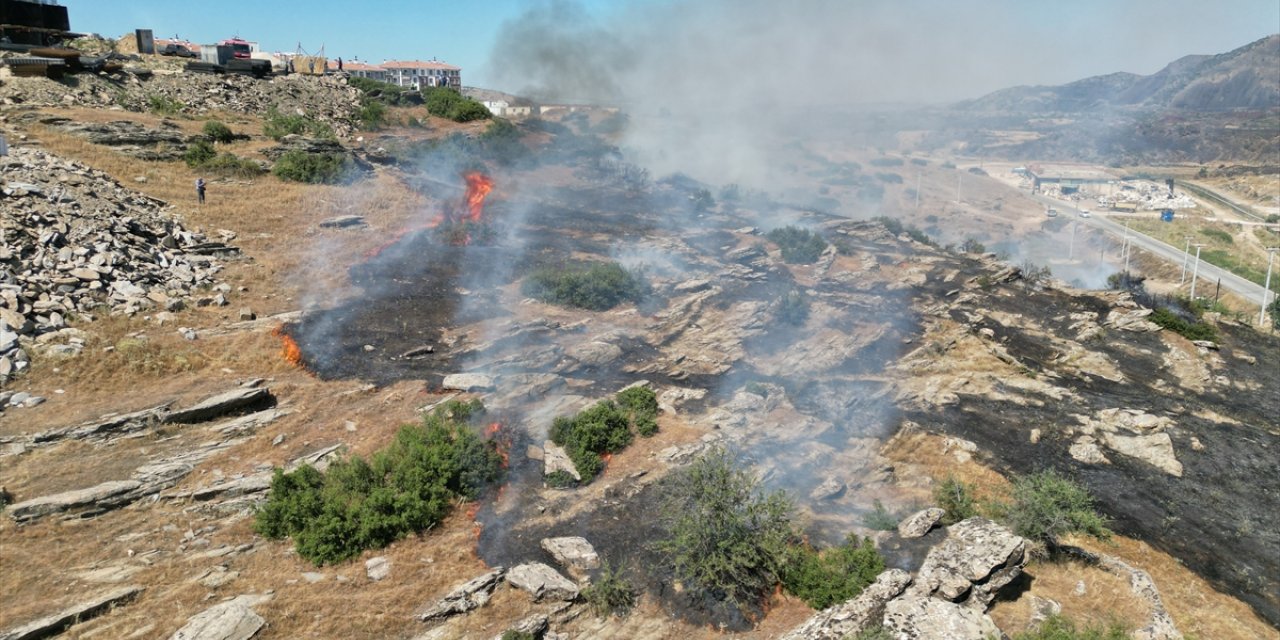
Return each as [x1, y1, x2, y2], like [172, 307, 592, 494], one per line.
[329, 59, 387, 82]
[381, 60, 461, 90]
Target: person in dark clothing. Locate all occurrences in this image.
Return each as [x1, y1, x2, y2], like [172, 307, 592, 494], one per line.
[337, 57, 343, 71]
[195, 177, 206, 204]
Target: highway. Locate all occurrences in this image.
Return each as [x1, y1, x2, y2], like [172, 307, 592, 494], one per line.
[1028, 192, 1273, 308]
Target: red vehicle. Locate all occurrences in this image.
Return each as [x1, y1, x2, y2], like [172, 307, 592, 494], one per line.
[217, 37, 252, 59]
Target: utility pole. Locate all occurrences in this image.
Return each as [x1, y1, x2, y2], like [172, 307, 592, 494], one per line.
[1179, 235, 1193, 284]
[1069, 220, 1078, 260]
[1261, 247, 1279, 326]
[1189, 244, 1204, 300]
[1123, 222, 1132, 274]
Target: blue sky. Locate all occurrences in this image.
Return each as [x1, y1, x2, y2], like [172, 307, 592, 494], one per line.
[61, 0, 1279, 95]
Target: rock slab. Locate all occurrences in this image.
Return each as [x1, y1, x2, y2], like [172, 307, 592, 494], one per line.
[0, 585, 142, 640]
[780, 569, 912, 640]
[417, 567, 506, 621]
[506, 562, 580, 602]
[898, 507, 946, 538]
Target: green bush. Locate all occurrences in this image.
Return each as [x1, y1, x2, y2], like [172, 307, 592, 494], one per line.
[852, 628, 895, 640]
[861, 499, 898, 531]
[272, 150, 353, 184]
[201, 152, 264, 179]
[656, 447, 797, 610]
[348, 76, 415, 106]
[147, 94, 184, 115]
[934, 476, 979, 525]
[1150, 306, 1218, 341]
[1002, 470, 1111, 547]
[961, 238, 987, 254]
[263, 108, 334, 141]
[423, 87, 491, 122]
[873, 216, 937, 247]
[544, 470, 578, 489]
[549, 386, 659, 483]
[1012, 614, 1128, 640]
[202, 120, 234, 143]
[1200, 228, 1233, 244]
[767, 226, 828, 264]
[522, 261, 650, 311]
[776, 290, 810, 326]
[183, 138, 216, 167]
[254, 400, 503, 565]
[781, 534, 884, 609]
[582, 560, 637, 618]
[358, 100, 387, 130]
[500, 632, 536, 640]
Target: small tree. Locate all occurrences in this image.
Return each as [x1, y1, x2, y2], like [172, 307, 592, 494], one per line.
[183, 139, 216, 167]
[776, 290, 810, 326]
[1002, 470, 1111, 548]
[933, 476, 979, 525]
[656, 448, 797, 610]
[202, 120, 234, 143]
[581, 560, 638, 618]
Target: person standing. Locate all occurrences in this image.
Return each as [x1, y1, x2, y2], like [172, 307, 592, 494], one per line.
[337, 57, 343, 72]
[195, 177, 206, 204]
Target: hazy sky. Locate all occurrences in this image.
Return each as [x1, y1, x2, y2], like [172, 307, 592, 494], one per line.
[63, 0, 1278, 100]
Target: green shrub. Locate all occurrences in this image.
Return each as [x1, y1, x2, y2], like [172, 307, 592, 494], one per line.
[1200, 228, 1233, 244]
[147, 94, 183, 115]
[1001, 470, 1111, 547]
[767, 226, 828, 264]
[254, 400, 503, 565]
[544, 470, 578, 489]
[781, 534, 884, 609]
[776, 290, 810, 326]
[348, 76, 415, 106]
[423, 87, 491, 122]
[549, 386, 659, 483]
[202, 120, 234, 143]
[862, 499, 898, 531]
[500, 632, 536, 640]
[852, 628, 895, 640]
[582, 560, 637, 618]
[183, 138, 216, 167]
[202, 152, 264, 179]
[522, 261, 650, 311]
[1149, 306, 1218, 341]
[656, 447, 797, 610]
[1012, 614, 1128, 640]
[961, 238, 987, 254]
[357, 100, 387, 130]
[934, 476, 979, 525]
[272, 150, 353, 184]
[263, 108, 334, 141]
[873, 216, 937, 247]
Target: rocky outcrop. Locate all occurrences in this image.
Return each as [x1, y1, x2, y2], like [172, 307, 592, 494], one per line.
[540, 536, 600, 574]
[417, 567, 506, 621]
[169, 595, 270, 640]
[780, 569, 912, 640]
[898, 507, 945, 538]
[1, 146, 233, 382]
[0, 585, 142, 640]
[909, 517, 1028, 609]
[506, 562, 580, 602]
[883, 595, 1002, 639]
[1060, 546, 1184, 640]
[163, 387, 273, 424]
[16, 114, 188, 159]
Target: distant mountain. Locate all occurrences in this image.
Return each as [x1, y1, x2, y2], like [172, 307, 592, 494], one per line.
[958, 34, 1279, 112]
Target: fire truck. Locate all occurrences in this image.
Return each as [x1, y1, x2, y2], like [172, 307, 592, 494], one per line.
[217, 37, 252, 59]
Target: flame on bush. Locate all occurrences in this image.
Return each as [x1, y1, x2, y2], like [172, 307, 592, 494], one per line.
[463, 172, 494, 222]
[271, 326, 304, 368]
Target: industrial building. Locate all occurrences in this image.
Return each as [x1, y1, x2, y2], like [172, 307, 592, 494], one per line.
[0, 0, 73, 46]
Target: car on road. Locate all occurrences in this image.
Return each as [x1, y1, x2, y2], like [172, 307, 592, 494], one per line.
[160, 43, 197, 58]
[1079, 209, 1091, 218]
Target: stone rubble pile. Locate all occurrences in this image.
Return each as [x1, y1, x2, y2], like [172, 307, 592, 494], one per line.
[0, 71, 362, 137]
[0, 146, 235, 383]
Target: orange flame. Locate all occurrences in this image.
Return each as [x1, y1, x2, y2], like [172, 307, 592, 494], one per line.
[271, 326, 304, 368]
[462, 172, 494, 222]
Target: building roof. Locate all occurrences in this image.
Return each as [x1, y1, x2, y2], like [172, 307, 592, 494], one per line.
[382, 60, 460, 71]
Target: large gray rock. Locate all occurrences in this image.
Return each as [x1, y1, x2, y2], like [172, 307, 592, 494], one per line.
[7, 480, 142, 523]
[169, 596, 268, 640]
[164, 388, 272, 424]
[780, 569, 911, 640]
[543, 441, 581, 482]
[540, 536, 600, 573]
[441, 373, 495, 392]
[898, 508, 945, 538]
[417, 567, 506, 621]
[909, 517, 1027, 609]
[883, 595, 1002, 639]
[0, 585, 142, 640]
[506, 562, 580, 602]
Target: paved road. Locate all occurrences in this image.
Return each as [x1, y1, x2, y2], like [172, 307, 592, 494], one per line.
[1029, 192, 1273, 307]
